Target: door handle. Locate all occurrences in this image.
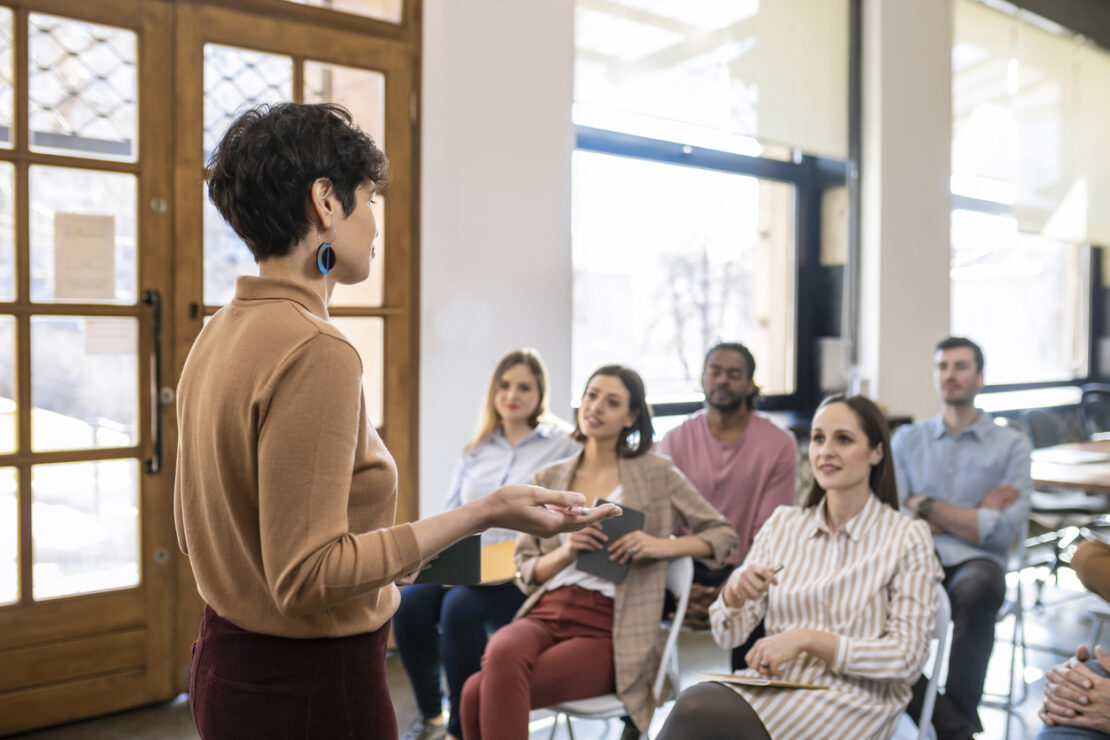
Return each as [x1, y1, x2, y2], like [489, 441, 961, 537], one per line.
[143, 289, 163, 474]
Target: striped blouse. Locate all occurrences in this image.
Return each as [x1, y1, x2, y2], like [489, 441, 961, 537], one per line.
[708, 494, 942, 740]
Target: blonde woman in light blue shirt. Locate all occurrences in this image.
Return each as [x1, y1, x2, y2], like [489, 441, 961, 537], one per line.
[394, 349, 580, 740]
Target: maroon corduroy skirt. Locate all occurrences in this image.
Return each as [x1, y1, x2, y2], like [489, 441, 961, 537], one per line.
[190, 605, 395, 740]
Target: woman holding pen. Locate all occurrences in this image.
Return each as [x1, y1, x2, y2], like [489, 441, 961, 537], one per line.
[460, 365, 739, 740]
[656, 394, 942, 740]
[175, 103, 618, 740]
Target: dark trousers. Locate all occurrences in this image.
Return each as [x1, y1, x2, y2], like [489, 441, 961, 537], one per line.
[656, 682, 772, 740]
[393, 582, 526, 737]
[189, 605, 393, 740]
[909, 558, 1006, 738]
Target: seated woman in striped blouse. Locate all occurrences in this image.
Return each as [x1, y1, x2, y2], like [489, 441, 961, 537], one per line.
[657, 393, 942, 740]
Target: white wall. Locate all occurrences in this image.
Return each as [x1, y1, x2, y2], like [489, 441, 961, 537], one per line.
[420, 0, 576, 516]
[858, 0, 953, 421]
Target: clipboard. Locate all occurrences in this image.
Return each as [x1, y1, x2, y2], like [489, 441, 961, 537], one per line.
[695, 671, 829, 690]
[414, 535, 481, 585]
[575, 499, 644, 584]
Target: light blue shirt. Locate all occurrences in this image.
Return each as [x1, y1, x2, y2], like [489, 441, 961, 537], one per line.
[891, 410, 1032, 568]
[443, 423, 582, 545]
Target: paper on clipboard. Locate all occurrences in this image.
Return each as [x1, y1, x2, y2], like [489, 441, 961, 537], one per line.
[695, 671, 828, 690]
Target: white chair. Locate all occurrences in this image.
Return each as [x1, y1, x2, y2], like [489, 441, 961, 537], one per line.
[895, 583, 952, 740]
[980, 522, 1030, 740]
[545, 556, 693, 740]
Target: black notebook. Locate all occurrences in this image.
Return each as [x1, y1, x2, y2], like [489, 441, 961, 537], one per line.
[575, 499, 645, 584]
[414, 534, 481, 585]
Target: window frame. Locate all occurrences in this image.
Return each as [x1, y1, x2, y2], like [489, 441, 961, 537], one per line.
[574, 124, 845, 416]
[951, 192, 1101, 393]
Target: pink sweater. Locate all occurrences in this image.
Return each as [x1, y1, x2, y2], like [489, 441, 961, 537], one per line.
[656, 411, 797, 564]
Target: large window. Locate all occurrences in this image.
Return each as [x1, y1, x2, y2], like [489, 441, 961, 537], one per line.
[571, 0, 849, 410]
[952, 0, 1110, 385]
[572, 149, 796, 402]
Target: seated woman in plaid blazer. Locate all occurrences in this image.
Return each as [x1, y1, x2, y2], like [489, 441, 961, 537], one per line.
[460, 364, 740, 740]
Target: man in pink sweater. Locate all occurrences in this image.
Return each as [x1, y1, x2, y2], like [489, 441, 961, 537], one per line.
[656, 342, 798, 669]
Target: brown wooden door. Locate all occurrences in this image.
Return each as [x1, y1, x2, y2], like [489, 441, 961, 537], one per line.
[0, 0, 177, 733]
[0, 0, 420, 733]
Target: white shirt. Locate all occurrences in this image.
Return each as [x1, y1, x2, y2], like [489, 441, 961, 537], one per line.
[545, 485, 624, 598]
[443, 422, 581, 545]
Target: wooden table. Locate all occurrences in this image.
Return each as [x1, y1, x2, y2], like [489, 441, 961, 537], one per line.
[1031, 440, 1110, 494]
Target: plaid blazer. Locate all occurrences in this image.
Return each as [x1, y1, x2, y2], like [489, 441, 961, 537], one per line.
[514, 451, 739, 732]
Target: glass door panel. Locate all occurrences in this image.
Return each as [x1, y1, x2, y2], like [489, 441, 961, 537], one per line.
[284, 0, 403, 24]
[0, 7, 13, 149]
[30, 316, 138, 451]
[31, 459, 139, 600]
[0, 161, 11, 300]
[29, 166, 137, 304]
[306, 62, 387, 308]
[0, 315, 11, 453]
[331, 316, 384, 425]
[28, 13, 137, 161]
[0, 467, 14, 605]
[201, 45, 292, 306]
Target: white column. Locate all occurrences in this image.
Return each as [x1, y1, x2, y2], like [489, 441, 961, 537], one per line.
[858, 0, 953, 420]
[420, 0, 575, 516]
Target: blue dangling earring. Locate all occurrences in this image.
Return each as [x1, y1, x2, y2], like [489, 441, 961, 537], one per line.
[315, 239, 336, 275]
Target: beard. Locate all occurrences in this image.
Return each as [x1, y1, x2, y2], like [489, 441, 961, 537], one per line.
[706, 391, 747, 413]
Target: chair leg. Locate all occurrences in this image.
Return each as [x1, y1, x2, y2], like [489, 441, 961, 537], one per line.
[564, 713, 575, 740]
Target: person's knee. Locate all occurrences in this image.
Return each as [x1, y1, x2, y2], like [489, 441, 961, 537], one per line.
[1073, 541, 1110, 594]
[440, 587, 485, 632]
[482, 626, 529, 671]
[669, 683, 734, 724]
[949, 562, 1005, 616]
[460, 673, 481, 717]
[395, 584, 441, 627]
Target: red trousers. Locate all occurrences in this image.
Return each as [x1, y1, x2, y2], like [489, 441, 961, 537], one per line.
[189, 606, 394, 740]
[461, 586, 616, 740]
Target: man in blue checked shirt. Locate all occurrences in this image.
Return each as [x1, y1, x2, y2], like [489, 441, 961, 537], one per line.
[892, 336, 1032, 740]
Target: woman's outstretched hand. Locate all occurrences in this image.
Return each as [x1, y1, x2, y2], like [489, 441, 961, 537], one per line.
[480, 485, 621, 537]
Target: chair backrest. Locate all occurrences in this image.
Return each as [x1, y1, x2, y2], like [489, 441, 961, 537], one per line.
[653, 556, 693, 703]
[1081, 383, 1110, 438]
[917, 584, 952, 740]
[1022, 408, 1076, 449]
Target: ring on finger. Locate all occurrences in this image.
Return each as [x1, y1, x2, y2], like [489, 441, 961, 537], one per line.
[628, 545, 637, 555]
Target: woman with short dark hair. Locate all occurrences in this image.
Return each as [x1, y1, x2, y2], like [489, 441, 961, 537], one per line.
[655, 394, 941, 740]
[460, 365, 739, 739]
[176, 103, 617, 740]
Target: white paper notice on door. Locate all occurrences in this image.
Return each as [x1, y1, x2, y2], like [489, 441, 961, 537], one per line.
[54, 213, 116, 300]
[85, 317, 137, 356]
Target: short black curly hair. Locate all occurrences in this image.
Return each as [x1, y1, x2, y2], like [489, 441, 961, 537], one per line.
[206, 102, 389, 262]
